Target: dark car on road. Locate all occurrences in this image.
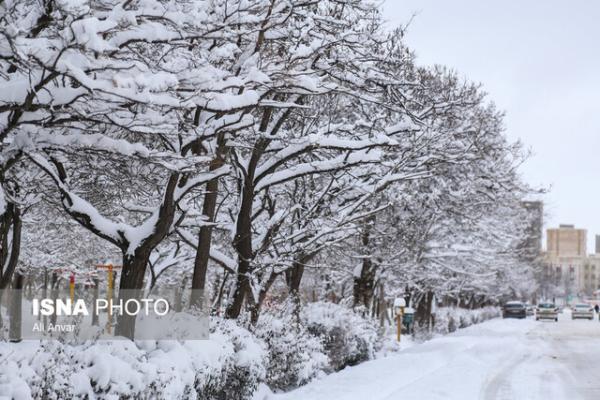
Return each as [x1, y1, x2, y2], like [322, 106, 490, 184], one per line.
[502, 301, 526, 319]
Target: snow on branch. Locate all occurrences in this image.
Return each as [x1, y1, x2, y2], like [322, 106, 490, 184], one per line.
[254, 149, 384, 192]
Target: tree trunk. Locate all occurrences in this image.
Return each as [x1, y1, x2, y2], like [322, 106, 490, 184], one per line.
[0, 203, 22, 331]
[225, 138, 265, 319]
[353, 258, 378, 308]
[377, 282, 386, 327]
[113, 173, 179, 339]
[174, 276, 187, 312]
[225, 108, 271, 319]
[9, 272, 23, 342]
[353, 216, 376, 309]
[114, 250, 150, 339]
[213, 272, 229, 315]
[285, 254, 309, 322]
[415, 291, 435, 331]
[287, 262, 304, 315]
[249, 271, 279, 324]
[225, 182, 253, 319]
[0, 203, 22, 290]
[190, 134, 226, 310]
[286, 258, 305, 297]
[286, 254, 306, 295]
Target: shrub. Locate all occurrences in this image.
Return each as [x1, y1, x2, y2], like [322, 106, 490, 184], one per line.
[302, 302, 379, 371]
[254, 304, 328, 391]
[0, 317, 266, 400]
[432, 306, 501, 336]
[194, 318, 266, 400]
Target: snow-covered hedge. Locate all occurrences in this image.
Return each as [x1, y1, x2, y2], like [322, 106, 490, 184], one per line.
[433, 306, 501, 335]
[1, 302, 385, 399]
[301, 302, 379, 372]
[253, 304, 328, 391]
[0, 317, 265, 400]
[194, 318, 266, 400]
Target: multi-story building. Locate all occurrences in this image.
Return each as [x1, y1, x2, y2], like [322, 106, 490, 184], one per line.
[546, 224, 586, 257]
[544, 225, 600, 296]
[583, 255, 600, 293]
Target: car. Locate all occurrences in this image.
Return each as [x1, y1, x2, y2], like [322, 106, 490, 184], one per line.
[571, 303, 594, 320]
[502, 301, 526, 319]
[536, 303, 559, 321]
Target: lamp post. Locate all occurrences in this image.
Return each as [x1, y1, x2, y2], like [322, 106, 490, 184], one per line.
[394, 297, 406, 342]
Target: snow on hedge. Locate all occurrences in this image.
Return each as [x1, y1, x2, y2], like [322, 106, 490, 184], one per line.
[0, 305, 500, 399]
[0, 317, 265, 400]
[301, 302, 380, 372]
[253, 303, 328, 391]
[433, 306, 501, 335]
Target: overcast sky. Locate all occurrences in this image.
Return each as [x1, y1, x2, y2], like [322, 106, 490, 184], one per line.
[382, 0, 600, 252]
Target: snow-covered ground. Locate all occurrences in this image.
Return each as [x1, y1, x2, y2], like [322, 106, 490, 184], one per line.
[259, 313, 600, 400]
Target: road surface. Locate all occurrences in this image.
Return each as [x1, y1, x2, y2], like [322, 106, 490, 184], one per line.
[261, 312, 600, 400]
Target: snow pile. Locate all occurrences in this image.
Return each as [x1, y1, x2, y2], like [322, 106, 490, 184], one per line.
[433, 306, 501, 335]
[0, 317, 266, 400]
[302, 302, 379, 372]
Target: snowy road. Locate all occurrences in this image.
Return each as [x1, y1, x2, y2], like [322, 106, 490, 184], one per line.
[262, 313, 600, 400]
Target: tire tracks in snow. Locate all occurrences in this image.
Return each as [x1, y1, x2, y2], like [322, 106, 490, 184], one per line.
[480, 352, 533, 400]
[480, 323, 540, 400]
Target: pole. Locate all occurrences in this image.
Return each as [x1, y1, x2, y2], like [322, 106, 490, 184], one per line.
[42, 268, 48, 330]
[106, 264, 113, 334]
[69, 272, 75, 303]
[92, 276, 99, 326]
[396, 307, 404, 342]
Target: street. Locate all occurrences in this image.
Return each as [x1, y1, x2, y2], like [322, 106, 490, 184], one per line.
[263, 313, 600, 400]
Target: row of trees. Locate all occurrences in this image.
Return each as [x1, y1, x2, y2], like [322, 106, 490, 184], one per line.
[0, 0, 537, 339]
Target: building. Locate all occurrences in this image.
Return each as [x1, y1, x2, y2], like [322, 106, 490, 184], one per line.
[544, 224, 600, 296]
[583, 255, 600, 293]
[546, 224, 586, 257]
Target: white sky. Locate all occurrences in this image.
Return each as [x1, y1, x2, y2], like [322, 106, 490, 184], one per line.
[382, 0, 600, 253]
